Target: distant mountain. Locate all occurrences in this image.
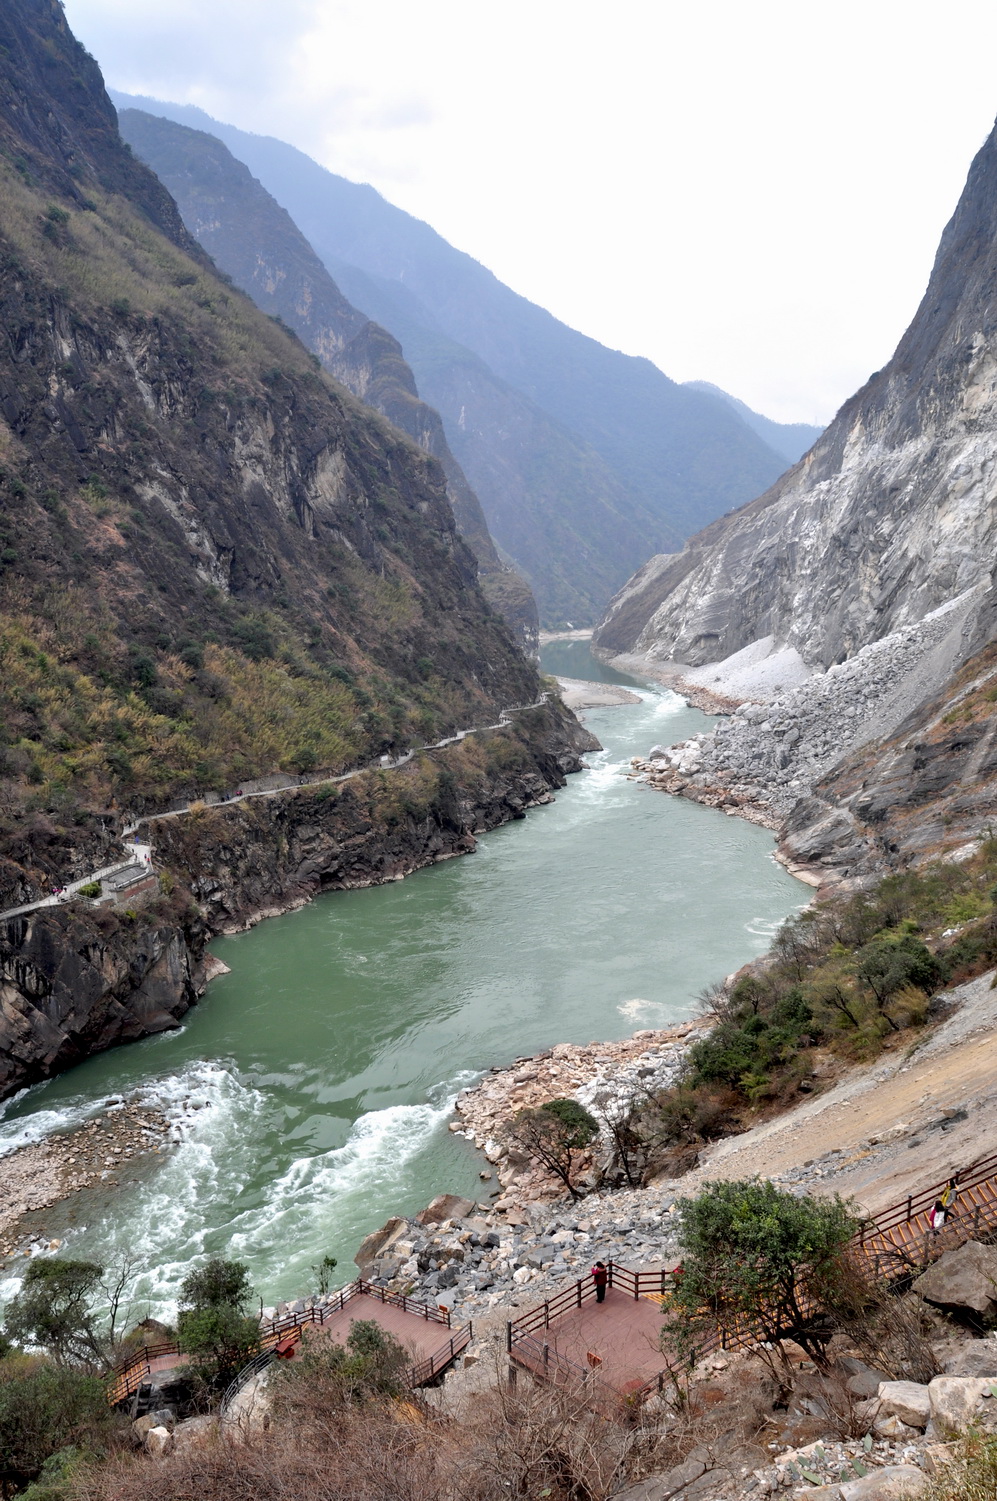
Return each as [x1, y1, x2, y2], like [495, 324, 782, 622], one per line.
[111, 93, 791, 625]
[116, 109, 537, 650]
[682, 382, 823, 465]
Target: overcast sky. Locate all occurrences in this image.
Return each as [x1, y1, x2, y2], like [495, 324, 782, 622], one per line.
[64, 0, 997, 425]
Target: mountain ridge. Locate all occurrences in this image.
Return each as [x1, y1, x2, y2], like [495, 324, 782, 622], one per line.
[115, 107, 538, 650]
[109, 91, 792, 623]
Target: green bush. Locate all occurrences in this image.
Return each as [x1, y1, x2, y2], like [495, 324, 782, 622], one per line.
[0, 1360, 118, 1488]
[663, 1180, 858, 1370]
[176, 1258, 259, 1389]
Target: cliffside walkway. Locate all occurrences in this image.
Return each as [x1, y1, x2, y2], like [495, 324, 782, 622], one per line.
[108, 1279, 472, 1410]
[0, 695, 552, 926]
[508, 1150, 997, 1410]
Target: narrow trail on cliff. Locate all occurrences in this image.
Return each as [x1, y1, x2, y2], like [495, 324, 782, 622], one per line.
[0, 696, 553, 924]
[0, 649, 804, 1320]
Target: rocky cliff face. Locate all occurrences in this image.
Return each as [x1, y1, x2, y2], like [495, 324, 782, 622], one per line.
[115, 109, 538, 652]
[602, 117, 997, 882]
[0, 0, 588, 1096]
[596, 118, 997, 674]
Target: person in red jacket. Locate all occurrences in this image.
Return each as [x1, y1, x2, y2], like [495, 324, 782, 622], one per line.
[591, 1261, 608, 1303]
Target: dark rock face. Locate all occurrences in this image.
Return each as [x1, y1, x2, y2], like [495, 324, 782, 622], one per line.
[0, 902, 203, 1099]
[595, 116, 997, 670]
[116, 109, 538, 653]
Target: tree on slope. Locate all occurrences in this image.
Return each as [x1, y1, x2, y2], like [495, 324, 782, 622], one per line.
[501, 1099, 598, 1199]
[662, 1180, 858, 1373]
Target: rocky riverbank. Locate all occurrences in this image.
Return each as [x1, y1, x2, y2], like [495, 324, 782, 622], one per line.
[622, 592, 990, 889]
[452, 1020, 712, 1204]
[0, 1099, 174, 1267]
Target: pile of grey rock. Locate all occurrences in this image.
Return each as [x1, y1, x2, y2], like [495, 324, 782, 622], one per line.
[339, 1186, 684, 1324]
[640, 601, 971, 818]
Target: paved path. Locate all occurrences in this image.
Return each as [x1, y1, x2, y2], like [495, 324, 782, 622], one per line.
[0, 696, 551, 924]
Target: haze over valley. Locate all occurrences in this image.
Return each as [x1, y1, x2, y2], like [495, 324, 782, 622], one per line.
[3, 5, 997, 1498]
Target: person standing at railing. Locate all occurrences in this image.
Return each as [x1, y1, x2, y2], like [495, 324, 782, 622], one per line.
[591, 1261, 608, 1303]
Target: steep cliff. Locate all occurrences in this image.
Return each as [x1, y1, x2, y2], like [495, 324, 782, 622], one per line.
[110, 93, 791, 625]
[602, 117, 997, 882]
[0, 0, 591, 1095]
[596, 120, 997, 673]
[115, 109, 538, 652]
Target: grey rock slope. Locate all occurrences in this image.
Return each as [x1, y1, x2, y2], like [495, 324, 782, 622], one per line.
[117, 108, 538, 652]
[596, 116, 997, 675]
[110, 91, 790, 625]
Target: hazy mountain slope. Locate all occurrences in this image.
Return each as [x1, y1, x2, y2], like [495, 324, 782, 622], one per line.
[683, 381, 823, 465]
[596, 116, 997, 673]
[110, 93, 790, 623]
[0, 0, 558, 910]
[320, 257, 663, 624]
[116, 109, 538, 650]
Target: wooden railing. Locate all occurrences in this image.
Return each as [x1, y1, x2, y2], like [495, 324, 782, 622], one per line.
[108, 1279, 470, 1410]
[508, 1152, 997, 1407]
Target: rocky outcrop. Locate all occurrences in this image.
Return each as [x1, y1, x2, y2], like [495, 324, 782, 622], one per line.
[0, 899, 203, 1098]
[913, 1241, 997, 1318]
[116, 109, 538, 653]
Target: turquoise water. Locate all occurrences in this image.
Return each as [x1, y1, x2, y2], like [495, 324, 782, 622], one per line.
[0, 646, 803, 1314]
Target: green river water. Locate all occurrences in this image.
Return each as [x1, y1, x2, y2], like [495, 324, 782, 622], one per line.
[0, 644, 804, 1315]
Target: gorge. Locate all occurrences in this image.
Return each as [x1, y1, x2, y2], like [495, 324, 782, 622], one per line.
[0, 646, 804, 1313]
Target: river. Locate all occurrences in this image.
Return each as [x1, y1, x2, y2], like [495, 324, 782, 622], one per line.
[0, 645, 803, 1315]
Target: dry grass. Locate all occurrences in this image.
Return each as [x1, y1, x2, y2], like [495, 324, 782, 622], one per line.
[68, 1352, 779, 1501]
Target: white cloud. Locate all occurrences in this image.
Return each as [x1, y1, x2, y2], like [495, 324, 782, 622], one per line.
[64, 0, 997, 424]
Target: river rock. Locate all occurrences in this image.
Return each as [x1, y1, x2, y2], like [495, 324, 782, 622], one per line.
[354, 1215, 406, 1273]
[926, 1375, 995, 1435]
[876, 1381, 930, 1429]
[838, 1466, 927, 1500]
[913, 1241, 997, 1316]
[144, 1425, 175, 1458]
[414, 1194, 476, 1226]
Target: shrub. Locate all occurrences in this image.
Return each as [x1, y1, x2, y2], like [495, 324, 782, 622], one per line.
[4, 1260, 106, 1369]
[0, 1359, 119, 1488]
[176, 1258, 258, 1389]
[78, 881, 100, 899]
[663, 1180, 858, 1372]
[500, 1099, 598, 1199]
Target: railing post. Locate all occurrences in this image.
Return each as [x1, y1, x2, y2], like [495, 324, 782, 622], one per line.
[544, 1300, 549, 1329]
[907, 1196, 912, 1221]
[506, 1321, 512, 1355]
[576, 1279, 581, 1308]
[543, 1342, 549, 1371]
